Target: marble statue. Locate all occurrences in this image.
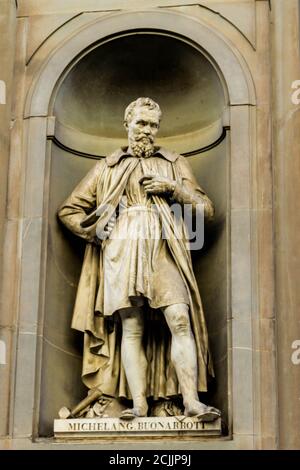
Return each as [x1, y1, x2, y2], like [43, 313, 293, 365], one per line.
[58, 97, 220, 422]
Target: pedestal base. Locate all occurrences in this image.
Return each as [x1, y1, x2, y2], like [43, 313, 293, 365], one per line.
[54, 416, 222, 439]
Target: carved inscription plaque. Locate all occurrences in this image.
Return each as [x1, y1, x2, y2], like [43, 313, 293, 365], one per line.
[54, 416, 221, 438]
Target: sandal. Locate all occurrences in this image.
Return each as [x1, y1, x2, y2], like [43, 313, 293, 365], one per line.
[194, 407, 221, 423]
[119, 408, 146, 421]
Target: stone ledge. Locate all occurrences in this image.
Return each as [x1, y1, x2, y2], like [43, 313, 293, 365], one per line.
[54, 416, 222, 439]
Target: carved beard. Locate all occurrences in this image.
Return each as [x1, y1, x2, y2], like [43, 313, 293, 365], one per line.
[129, 137, 155, 158]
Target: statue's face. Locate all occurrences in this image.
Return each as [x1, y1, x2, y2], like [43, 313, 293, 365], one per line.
[127, 106, 160, 145]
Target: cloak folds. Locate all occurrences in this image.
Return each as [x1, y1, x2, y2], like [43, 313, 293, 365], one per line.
[58, 148, 214, 400]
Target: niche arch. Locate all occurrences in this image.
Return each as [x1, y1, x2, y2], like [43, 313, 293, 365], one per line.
[17, 9, 257, 443]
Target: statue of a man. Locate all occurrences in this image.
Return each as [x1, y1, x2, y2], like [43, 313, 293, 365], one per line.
[58, 97, 220, 422]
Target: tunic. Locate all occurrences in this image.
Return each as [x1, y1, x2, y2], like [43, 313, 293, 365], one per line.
[97, 155, 189, 316]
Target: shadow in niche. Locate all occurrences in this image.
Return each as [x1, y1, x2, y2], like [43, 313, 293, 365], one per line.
[189, 140, 229, 432]
[54, 33, 224, 140]
[39, 32, 229, 437]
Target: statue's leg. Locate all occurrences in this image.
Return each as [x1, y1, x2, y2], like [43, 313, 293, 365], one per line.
[119, 306, 148, 418]
[162, 303, 220, 421]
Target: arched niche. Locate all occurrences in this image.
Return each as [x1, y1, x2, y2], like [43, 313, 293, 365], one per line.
[52, 32, 226, 155]
[40, 31, 228, 437]
[15, 10, 257, 445]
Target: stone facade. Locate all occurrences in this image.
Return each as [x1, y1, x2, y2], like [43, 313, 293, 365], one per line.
[0, 0, 299, 450]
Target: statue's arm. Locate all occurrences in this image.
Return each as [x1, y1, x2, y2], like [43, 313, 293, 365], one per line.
[57, 160, 104, 241]
[172, 156, 214, 222]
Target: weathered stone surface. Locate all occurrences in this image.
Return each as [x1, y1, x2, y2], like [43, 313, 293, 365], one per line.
[17, 0, 256, 17]
[0, 0, 17, 439]
[272, 0, 300, 450]
[26, 13, 78, 64]
[54, 416, 222, 438]
[1, 0, 299, 451]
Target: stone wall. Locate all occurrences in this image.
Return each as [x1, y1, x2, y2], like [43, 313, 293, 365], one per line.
[0, 0, 299, 450]
[0, 0, 17, 438]
[271, 0, 300, 450]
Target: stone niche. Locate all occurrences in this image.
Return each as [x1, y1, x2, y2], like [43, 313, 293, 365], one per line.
[39, 32, 228, 437]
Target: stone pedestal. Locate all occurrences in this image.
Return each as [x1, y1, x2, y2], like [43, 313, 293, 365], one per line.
[54, 417, 222, 439]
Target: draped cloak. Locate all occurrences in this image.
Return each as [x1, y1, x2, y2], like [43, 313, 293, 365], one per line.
[58, 147, 214, 400]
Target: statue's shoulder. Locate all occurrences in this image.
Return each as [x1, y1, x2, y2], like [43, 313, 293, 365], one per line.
[158, 147, 180, 163]
[90, 157, 106, 175]
[163, 150, 188, 167]
[176, 154, 188, 164]
[78, 158, 106, 186]
[106, 148, 127, 167]
[172, 153, 196, 178]
[94, 157, 106, 168]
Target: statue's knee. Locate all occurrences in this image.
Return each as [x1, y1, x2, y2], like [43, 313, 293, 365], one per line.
[170, 312, 191, 336]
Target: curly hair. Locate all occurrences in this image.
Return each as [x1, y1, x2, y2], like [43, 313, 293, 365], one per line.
[124, 97, 162, 124]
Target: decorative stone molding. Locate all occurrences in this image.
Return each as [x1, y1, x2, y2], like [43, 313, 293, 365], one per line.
[24, 9, 256, 119]
[7, 6, 277, 450]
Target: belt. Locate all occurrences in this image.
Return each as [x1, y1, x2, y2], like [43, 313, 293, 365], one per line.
[120, 204, 158, 214]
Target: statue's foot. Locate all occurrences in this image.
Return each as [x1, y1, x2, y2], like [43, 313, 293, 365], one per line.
[184, 401, 221, 423]
[119, 407, 147, 421]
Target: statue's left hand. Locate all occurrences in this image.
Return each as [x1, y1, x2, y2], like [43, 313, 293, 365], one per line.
[140, 174, 176, 195]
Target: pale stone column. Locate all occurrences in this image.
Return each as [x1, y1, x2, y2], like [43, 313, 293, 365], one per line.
[0, 0, 17, 437]
[271, 0, 300, 450]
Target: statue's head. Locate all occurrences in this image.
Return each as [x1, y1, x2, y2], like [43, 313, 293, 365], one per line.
[124, 97, 162, 158]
